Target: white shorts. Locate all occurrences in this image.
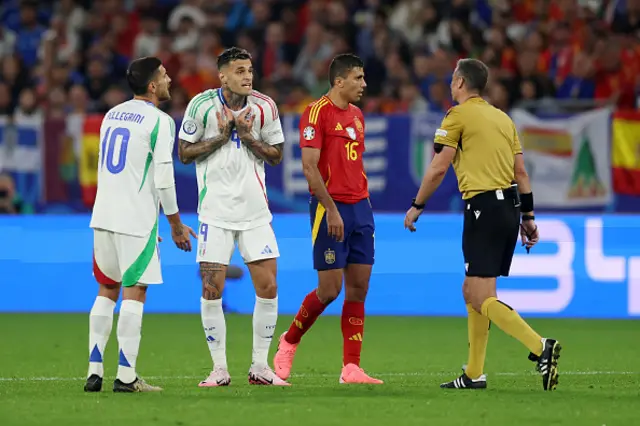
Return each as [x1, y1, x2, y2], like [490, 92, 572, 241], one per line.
[93, 228, 162, 287]
[196, 223, 280, 265]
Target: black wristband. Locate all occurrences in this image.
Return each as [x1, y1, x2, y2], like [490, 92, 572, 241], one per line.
[411, 198, 425, 210]
[522, 214, 535, 221]
[521, 192, 534, 212]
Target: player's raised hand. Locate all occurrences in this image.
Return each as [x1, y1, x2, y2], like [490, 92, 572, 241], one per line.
[236, 108, 255, 141]
[171, 223, 197, 252]
[326, 208, 344, 242]
[216, 106, 234, 139]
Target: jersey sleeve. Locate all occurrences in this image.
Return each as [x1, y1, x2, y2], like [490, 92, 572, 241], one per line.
[260, 108, 285, 146]
[512, 122, 523, 155]
[434, 107, 463, 149]
[178, 96, 206, 143]
[153, 115, 176, 165]
[299, 104, 324, 149]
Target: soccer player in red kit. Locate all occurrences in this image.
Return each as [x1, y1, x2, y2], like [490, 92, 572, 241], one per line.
[273, 54, 382, 384]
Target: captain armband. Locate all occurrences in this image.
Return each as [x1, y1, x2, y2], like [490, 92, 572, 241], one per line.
[521, 192, 534, 213]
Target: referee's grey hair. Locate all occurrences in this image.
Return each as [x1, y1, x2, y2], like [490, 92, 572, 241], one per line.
[455, 59, 489, 94]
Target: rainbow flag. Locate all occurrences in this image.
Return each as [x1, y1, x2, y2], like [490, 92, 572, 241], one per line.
[79, 115, 102, 208]
[612, 111, 640, 195]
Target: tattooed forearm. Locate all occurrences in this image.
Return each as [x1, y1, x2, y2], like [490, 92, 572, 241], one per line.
[178, 136, 229, 164]
[200, 262, 225, 300]
[242, 138, 283, 166]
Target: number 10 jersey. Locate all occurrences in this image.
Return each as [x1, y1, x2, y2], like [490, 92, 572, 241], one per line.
[90, 99, 176, 237]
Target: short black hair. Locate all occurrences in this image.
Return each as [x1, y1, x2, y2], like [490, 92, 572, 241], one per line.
[126, 57, 162, 96]
[329, 54, 364, 86]
[217, 47, 252, 70]
[456, 58, 489, 94]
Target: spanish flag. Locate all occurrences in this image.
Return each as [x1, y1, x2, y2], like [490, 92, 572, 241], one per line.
[79, 115, 102, 208]
[612, 111, 640, 195]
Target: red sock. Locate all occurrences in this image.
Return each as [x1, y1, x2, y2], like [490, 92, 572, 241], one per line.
[342, 300, 365, 367]
[285, 290, 326, 344]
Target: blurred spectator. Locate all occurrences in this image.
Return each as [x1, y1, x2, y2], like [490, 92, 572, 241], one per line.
[398, 81, 429, 113]
[14, 1, 46, 68]
[177, 50, 216, 98]
[0, 0, 637, 131]
[0, 174, 21, 214]
[0, 82, 12, 115]
[0, 25, 17, 58]
[133, 15, 162, 58]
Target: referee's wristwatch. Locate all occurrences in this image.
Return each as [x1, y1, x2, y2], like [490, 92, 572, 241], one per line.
[411, 198, 425, 210]
[522, 214, 535, 222]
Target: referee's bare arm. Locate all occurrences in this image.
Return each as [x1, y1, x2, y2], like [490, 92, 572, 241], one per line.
[511, 123, 533, 216]
[511, 122, 539, 248]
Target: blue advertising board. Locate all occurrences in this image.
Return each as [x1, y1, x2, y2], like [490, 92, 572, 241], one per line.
[1, 213, 639, 318]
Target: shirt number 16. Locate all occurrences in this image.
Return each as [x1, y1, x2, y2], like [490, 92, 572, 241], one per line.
[345, 141, 359, 161]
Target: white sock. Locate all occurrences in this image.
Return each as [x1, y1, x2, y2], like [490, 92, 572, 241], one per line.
[201, 297, 227, 370]
[87, 296, 116, 378]
[116, 300, 144, 384]
[252, 296, 278, 368]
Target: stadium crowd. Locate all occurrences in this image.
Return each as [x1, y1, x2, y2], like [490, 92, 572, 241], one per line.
[0, 0, 639, 122]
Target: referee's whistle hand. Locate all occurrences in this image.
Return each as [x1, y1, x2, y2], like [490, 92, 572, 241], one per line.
[520, 220, 539, 250]
[326, 209, 344, 242]
[404, 207, 421, 232]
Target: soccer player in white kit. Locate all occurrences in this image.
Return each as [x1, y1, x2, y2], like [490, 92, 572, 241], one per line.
[85, 57, 196, 393]
[178, 47, 288, 386]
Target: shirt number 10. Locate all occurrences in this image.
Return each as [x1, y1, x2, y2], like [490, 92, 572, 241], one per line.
[345, 141, 359, 161]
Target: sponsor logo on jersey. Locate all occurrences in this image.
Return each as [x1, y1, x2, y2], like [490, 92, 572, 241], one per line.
[182, 119, 198, 135]
[335, 123, 343, 131]
[303, 126, 315, 140]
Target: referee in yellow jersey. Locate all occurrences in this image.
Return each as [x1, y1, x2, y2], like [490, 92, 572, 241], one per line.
[404, 59, 562, 391]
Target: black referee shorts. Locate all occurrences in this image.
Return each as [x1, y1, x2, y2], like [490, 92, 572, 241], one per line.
[462, 187, 521, 278]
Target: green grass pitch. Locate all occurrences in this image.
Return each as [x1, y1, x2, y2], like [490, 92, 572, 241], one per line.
[1, 314, 638, 426]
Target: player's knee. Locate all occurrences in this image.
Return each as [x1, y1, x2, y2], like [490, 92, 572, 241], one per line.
[254, 280, 277, 299]
[98, 283, 121, 302]
[462, 281, 472, 304]
[122, 285, 147, 303]
[316, 287, 340, 304]
[344, 285, 367, 302]
[316, 269, 343, 304]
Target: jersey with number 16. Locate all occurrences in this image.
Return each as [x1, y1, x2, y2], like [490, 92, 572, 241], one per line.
[90, 99, 176, 237]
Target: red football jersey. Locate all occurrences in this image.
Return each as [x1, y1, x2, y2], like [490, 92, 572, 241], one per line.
[299, 96, 369, 204]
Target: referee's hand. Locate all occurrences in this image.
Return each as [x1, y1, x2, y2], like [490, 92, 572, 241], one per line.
[404, 207, 422, 232]
[520, 220, 539, 251]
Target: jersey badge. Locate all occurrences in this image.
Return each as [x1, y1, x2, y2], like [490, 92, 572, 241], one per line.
[354, 117, 363, 133]
[303, 126, 315, 140]
[182, 119, 198, 135]
[346, 127, 356, 140]
[324, 248, 336, 265]
[335, 123, 343, 131]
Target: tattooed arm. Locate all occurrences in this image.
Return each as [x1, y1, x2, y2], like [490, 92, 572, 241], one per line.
[178, 107, 234, 165]
[178, 135, 229, 165]
[241, 138, 284, 166]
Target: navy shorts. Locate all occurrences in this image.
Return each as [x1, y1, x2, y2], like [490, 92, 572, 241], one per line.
[309, 196, 375, 270]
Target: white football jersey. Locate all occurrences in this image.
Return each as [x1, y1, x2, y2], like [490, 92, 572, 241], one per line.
[179, 89, 285, 231]
[90, 99, 175, 237]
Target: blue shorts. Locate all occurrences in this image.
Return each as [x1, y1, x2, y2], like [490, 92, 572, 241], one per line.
[309, 196, 375, 270]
